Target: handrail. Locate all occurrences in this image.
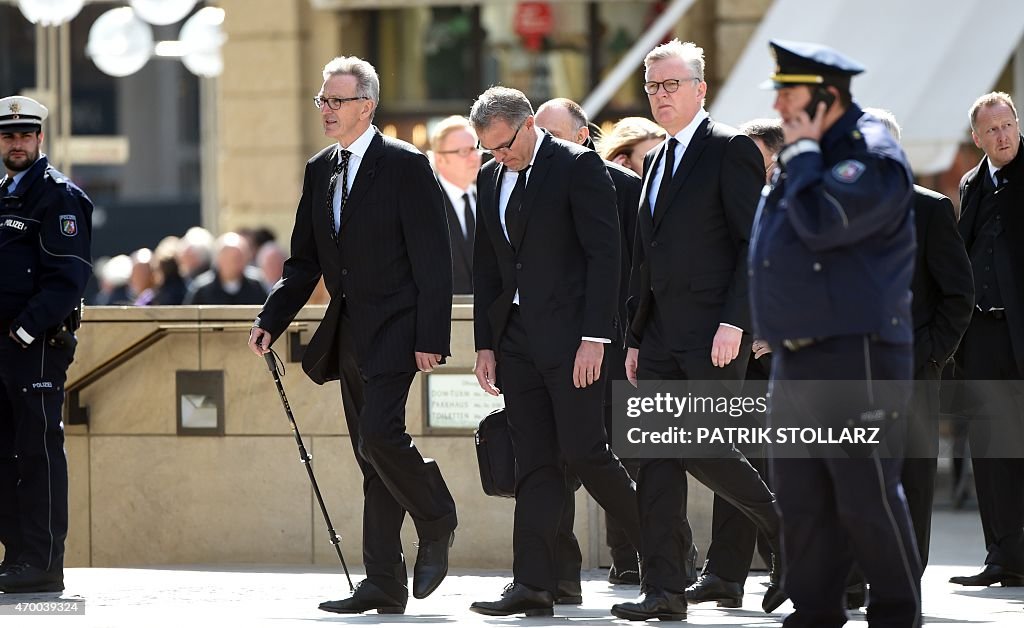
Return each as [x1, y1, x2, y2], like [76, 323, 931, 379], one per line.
[64, 321, 307, 426]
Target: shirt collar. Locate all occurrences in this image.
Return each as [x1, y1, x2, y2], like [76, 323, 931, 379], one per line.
[438, 174, 474, 204]
[670, 109, 708, 147]
[336, 125, 376, 159]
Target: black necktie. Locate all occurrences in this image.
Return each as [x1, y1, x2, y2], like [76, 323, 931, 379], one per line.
[461, 192, 476, 248]
[327, 149, 352, 244]
[654, 137, 679, 213]
[994, 168, 1005, 189]
[504, 166, 530, 243]
[0, 177, 13, 196]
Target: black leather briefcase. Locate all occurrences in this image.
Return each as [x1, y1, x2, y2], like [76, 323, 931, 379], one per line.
[474, 408, 516, 498]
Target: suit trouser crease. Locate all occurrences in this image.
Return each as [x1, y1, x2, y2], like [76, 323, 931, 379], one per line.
[336, 319, 457, 594]
[499, 309, 640, 594]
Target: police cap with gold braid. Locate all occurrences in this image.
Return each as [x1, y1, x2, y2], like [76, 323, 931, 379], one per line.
[760, 39, 865, 90]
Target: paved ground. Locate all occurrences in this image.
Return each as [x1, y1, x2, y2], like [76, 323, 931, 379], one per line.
[2, 509, 1022, 626]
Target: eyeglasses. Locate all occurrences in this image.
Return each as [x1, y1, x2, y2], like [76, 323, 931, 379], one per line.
[313, 95, 369, 110]
[436, 147, 481, 158]
[478, 123, 523, 155]
[643, 78, 700, 95]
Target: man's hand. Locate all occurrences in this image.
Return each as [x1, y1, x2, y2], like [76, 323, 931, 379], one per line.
[474, 350, 500, 396]
[248, 327, 272, 356]
[782, 100, 827, 144]
[573, 340, 604, 389]
[625, 347, 640, 388]
[415, 352, 442, 372]
[711, 325, 743, 368]
[752, 338, 773, 360]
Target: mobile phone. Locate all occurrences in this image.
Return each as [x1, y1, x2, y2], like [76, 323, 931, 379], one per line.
[803, 87, 835, 119]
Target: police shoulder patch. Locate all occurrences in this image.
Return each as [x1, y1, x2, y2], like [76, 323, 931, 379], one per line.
[831, 159, 866, 183]
[59, 214, 78, 236]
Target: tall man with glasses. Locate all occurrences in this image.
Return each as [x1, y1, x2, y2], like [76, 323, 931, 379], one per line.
[429, 115, 482, 295]
[467, 86, 642, 618]
[613, 39, 784, 621]
[248, 56, 457, 616]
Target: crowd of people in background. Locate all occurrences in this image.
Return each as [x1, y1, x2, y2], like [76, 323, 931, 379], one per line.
[90, 225, 327, 307]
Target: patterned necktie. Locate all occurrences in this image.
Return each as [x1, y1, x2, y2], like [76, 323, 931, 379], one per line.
[0, 176, 13, 196]
[327, 149, 352, 244]
[504, 166, 530, 243]
[654, 137, 679, 214]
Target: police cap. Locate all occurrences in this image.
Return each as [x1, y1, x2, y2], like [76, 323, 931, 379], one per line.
[0, 96, 48, 133]
[761, 39, 865, 90]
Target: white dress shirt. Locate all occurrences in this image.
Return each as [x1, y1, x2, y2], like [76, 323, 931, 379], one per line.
[439, 175, 476, 238]
[646, 109, 708, 210]
[332, 125, 376, 231]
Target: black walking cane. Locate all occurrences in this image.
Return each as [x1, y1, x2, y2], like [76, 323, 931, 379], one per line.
[264, 350, 355, 592]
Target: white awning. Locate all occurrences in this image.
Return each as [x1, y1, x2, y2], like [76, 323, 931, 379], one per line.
[710, 0, 1024, 175]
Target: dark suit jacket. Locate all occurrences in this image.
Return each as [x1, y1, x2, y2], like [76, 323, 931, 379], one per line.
[626, 117, 763, 350]
[473, 132, 621, 368]
[256, 127, 453, 382]
[959, 143, 1024, 374]
[910, 185, 974, 374]
[606, 160, 642, 346]
[440, 186, 474, 294]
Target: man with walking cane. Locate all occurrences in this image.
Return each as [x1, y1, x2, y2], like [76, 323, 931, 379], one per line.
[247, 56, 457, 615]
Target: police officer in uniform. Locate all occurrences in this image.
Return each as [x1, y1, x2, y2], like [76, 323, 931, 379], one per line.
[0, 96, 92, 593]
[749, 42, 921, 626]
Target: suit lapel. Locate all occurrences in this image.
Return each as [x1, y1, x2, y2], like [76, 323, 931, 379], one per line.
[339, 129, 384, 232]
[653, 117, 711, 230]
[510, 132, 554, 251]
[490, 163, 512, 251]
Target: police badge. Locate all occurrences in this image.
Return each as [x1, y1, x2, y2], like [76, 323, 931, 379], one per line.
[59, 214, 78, 236]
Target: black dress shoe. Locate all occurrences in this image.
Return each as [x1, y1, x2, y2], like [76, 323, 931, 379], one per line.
[950, 564, 1024, 587]
[608, 564, 641, 585]
[555, 579, 583, 604]
[611, 587, 687, 621]
[0, 562, 64, 593]
[412, 531, 454, 599]
[762, 553, 788, 613]
[685, 573, 743, 608]
[318, 580, 406, 615]
[470, 582, 555, 617]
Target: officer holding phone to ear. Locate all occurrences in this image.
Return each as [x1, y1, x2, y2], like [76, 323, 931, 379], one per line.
[749, 41, 922, 626]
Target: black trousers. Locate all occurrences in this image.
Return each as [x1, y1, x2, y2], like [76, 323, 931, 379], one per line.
[336, 318, 457, 599]
[960, 311, 1024, 572]
[554, 337, 642, 586]
[500, 309, 640, 594]
[772, 335, 921, 628]
[0, 328, 75, 572]
[900, 362, 942, 569]
[636, 314, 779, 593]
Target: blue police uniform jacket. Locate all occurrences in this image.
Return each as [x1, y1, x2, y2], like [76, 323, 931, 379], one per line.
[0, 155, 93, 336]
[749, 103, 915, 346]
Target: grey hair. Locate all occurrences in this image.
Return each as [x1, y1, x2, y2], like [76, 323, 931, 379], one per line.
[863, 107, 901, 143]
[643, 39, 705, 82]
[739, 118, 784, 154]
[322, 56, 380, 103]
[469, 86, 534, 131]
[968, 91, 1018, 131]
